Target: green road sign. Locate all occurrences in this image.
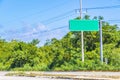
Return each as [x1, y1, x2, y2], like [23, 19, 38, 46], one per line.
[69, 20, 99, 31]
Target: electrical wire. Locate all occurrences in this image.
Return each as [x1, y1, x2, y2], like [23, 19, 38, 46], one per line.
[4, 4, 120, 25]
[2, 2, 120, 42]
[106, 19, 120, 22]
[32, 25, 68, 35]
[2, 4, 120, 37]
[83, 5, 120, 10]
[0, 9, 76, 37]
[41, 10, 75, 25]
[75, 4, 120, 13]
[47, 26, 68, 32]
[4, 0, 71, 24]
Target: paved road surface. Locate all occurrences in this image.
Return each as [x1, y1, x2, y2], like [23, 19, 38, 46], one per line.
[0, 72, 70, 80]
[0, 71, 120, 80]
[0, 76, 70, 80]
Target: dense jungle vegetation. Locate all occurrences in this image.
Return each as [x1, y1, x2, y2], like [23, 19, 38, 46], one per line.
[0, 16, 120, 71]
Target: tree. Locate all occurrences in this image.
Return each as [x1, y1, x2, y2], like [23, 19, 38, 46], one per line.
[30, 39, 40, 46]
[83, 15, 90, 20]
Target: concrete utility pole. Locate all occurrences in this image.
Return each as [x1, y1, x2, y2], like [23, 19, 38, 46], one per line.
[80, 0, 84, 62]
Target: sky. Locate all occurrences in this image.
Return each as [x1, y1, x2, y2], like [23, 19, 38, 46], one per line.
[0, 0, 120, 46]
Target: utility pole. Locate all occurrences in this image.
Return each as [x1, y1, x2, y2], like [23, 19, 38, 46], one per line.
[80, 0, 84, 62]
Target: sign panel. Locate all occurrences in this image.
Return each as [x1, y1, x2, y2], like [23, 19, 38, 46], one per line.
[69, 20, 99, 31]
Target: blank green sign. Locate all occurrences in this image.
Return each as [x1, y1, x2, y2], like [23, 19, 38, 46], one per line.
[69, 20, 99, 31]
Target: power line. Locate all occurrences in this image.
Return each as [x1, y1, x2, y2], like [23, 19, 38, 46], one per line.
[32, 25, 68, 35]
[4, 9, 75, 26]
[3, 18, 120, 37]
[104, 20, 120, 24]
[75, 5, 120, 12]
[20, 0, 70, 19]
[2, 3, 120, 41]
[1, 10, 76, 36]
[3, 4, 120, 36]
[4, 4, 120, 25]
[4, 0, 71, 24]
[41, 10, 75, 25]
[83, 5, 120, 10]
[39, 19, 120, 35]
[48, 26, 68, 32]
[106, 19, 120, 22]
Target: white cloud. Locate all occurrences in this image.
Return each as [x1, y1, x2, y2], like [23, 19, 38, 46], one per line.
[2, 22, 69, 46]
[36, 23, 47, 31]
[2, 22, 48, 41]
[22, 23, 48, 36]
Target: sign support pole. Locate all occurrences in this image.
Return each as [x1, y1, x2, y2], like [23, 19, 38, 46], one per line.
[99, 20, 103, 63]
[81, 31, 84, 62]
[80, 0, 84, 62]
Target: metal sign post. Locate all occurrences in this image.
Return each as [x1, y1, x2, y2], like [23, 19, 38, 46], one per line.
[99, 20, 103, 63]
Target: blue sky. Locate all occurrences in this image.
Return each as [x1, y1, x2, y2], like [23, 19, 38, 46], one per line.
[0, 0, 120, 46]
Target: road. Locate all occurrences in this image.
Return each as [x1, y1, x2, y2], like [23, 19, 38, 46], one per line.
[0, 71, 120, 80]
[0, 76, 70, 80]
[0, 72, 69, 80]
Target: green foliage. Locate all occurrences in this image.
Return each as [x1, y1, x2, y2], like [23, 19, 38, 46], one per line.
[0, 16, 120, 71]
[30, 39, 40, 46]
